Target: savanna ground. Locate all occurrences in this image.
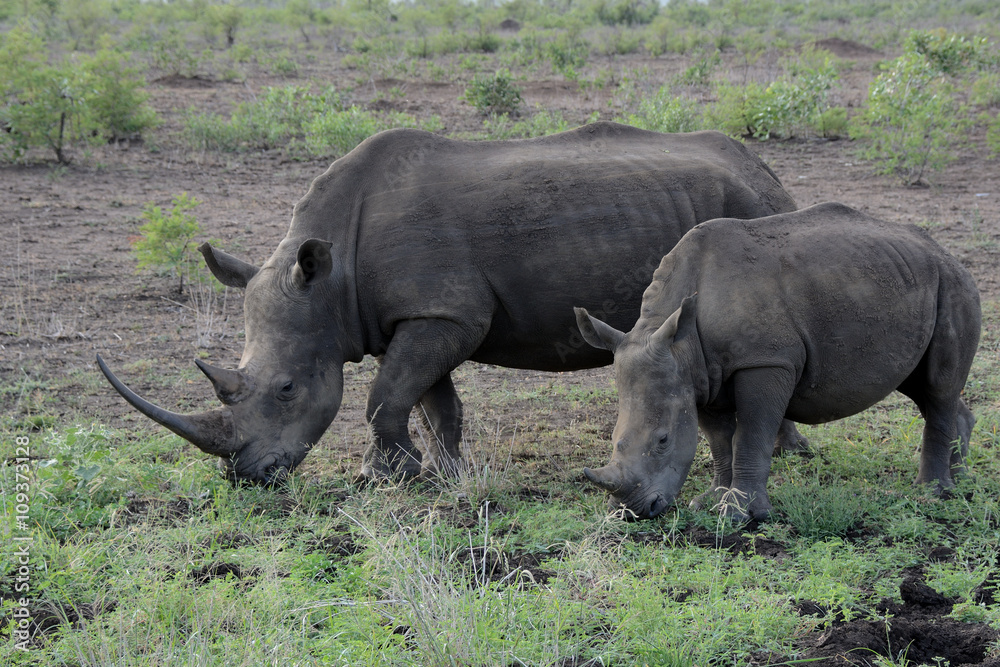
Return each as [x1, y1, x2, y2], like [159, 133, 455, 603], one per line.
[3, 1, 1000, 665]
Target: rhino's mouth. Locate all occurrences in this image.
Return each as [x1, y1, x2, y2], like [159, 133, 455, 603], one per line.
[225, 449, 304, 486]
[609, 492, 673, 521]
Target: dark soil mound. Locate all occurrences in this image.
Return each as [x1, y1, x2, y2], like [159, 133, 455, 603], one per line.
[789, 568, 999, 666]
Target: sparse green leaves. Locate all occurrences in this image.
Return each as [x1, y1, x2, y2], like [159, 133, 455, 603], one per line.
[851, 48, 971, 185]
[183, 84, 439, 159]
[463, 68, 523, 116]
[0, 23, 157, 163]
[132, 192, 205, 295]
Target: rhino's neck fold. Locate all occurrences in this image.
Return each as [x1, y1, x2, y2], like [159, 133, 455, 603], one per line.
[674, 335, 711, 407]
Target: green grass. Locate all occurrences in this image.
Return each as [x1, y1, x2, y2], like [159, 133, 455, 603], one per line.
[3, 300, 999, 664]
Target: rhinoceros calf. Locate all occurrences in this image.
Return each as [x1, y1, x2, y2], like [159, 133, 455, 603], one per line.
[98, 121, 804, 483]
[576, 202, 981, 521]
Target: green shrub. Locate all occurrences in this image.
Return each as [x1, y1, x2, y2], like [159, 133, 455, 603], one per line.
[0, 24, 93, 163]
[905, 29, 991, 76]
[83, 46, 160, 142]
[300, 108, 441, 158]
[972, 72, 1000, 107]
[546, 34, 589, 80]
[149, 27, 202, 78]
[703, 49, 838, 140]
[467, 31, 503, 53]
[0, 25, 158, 162]
[850, 50, 970, 184]
[463, 69, 523, 116]
[620, 86, 702, 133]
[184, 85, 341, 152]
[702, 80, 768, 138]
[811, 106, 848, 139]
[184, 83, 438, 159]
[132, 193, 204, 295]
[595, 0, 659, 26]
[674, 51, 720, 86]
[986, 112, 1000, 157]
[482, 109, 582, 140]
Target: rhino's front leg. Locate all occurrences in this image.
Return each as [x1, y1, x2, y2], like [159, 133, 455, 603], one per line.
[690, 409, 736, 512]
[361, 318, 482, 480]
[727, 367, 798, 521]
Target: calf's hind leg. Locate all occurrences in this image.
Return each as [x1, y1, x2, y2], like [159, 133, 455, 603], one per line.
[899, 377, 976, 493]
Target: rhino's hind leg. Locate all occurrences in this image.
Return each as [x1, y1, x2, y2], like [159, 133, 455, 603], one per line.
[773, 419, 811, 457]
[361, 318, 483, 481]
[417, 373, 465, 477]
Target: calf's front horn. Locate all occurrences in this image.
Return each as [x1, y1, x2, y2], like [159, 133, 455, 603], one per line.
[97, 354, 238, 457]
[583, 465, 624, 493]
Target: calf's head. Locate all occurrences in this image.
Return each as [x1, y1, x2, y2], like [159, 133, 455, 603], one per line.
[99, 238, 348, 484]
[574, 296, 699, 519]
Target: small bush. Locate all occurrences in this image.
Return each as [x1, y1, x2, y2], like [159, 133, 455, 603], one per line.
[132, 193, 204, 295]
[300, 108, 441, 158]
[850, 50, 970, 184]
[674, 51, 720, 87]
[482, 109, 582, 140]
[985, 112, 1000, 157]
[811, 106, 848, 139]
[905, 29, 990, 76]
[463, 69, 523, 116]
[620, 86, 702, 133]
[546, 35, 589, 80]
[595, 0, 659, 26]
[0, 24, 158, 162]
[83, 46, 160, 142]
[702, 47, 839, 140]
[184, 84, 439, 159]
[972, 72, 1000, 108]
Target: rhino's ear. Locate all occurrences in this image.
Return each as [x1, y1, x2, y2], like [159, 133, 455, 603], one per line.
[650, 294, 698, 350]
[575, 307, 625, 351]
[293, 238, 333, 288]
[199, 243, 259, 289]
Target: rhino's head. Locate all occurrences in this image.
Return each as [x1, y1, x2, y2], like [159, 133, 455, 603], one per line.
[100, 238, 354, 484]
[574, 296, 700, 519]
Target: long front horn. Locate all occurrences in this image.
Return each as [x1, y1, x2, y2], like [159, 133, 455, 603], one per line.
[583, 465, 624, 493]
[195, 359, 254, 404]
[97, 354, 238, 456]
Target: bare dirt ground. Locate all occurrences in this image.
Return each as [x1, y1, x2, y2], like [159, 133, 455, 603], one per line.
[3, 43, 1000, 664]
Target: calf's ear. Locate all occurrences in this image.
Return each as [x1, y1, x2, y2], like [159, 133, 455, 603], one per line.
[293, 238, 334, 288]
[650, 294, 698, 349]
[575, 307, 625, 351]
[199, 243, 259, 289]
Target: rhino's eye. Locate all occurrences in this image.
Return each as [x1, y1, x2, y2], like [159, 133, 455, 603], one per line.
[277, 381, 295, 401]
[654, 432, 669, 450]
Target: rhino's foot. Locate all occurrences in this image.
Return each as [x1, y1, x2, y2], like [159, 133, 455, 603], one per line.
[421, 455, 466, 481]
[360, 445, 423, 482]
[773, 427, 812, 458]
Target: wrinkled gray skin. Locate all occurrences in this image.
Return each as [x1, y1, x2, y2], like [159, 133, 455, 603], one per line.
[99, 121, 805, 484]
[576, 202, 981, 521]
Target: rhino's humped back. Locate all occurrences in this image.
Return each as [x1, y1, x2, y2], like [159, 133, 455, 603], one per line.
[284, 123, 794, 370]
[652, 202, 961, 420]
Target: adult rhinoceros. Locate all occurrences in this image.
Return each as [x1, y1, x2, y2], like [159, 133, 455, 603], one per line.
[575, 202, 981, 521]
[99, 121, 804, 484]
